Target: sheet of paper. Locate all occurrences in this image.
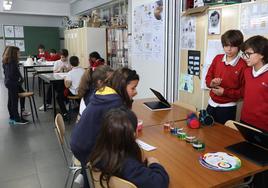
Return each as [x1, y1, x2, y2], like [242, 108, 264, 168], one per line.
[54, 73, 68, 78]
[136, 139, 156, 151]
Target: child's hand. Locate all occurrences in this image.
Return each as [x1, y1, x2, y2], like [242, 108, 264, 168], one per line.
[210, 78, 222, 88]
[147, 157, 160, 166]
[212, 86, 224, 96]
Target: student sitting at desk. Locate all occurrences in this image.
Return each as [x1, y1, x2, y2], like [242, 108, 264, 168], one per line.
[37, 44, 49, 60]
[89, 107, 169, 188]
[53, 49, 71, 73]
[77, 65, 113, 116]
[46, 49, 60, 62]
[70, 67, 139, 188]
[205, 30, 247, 124]
[64, 56, 85, 96]
[89, 51, 105, 70]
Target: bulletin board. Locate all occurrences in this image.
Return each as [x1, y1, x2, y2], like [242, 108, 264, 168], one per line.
[179, 1, 268, 113]
[179, 4, 240, 110]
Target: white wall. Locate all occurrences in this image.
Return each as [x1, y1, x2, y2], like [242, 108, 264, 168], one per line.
[130, 0, 166, 99]
[70, 0, 112, 15]
[0, 0, 70, 16]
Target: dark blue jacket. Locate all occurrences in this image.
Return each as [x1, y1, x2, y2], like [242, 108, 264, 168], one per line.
[70, 87, 123, 164]
[121, 158, 169, 188]
[2, 60, 22, 87]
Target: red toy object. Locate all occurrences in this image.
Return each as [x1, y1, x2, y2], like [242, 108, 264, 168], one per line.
[187, 112, 200, 129]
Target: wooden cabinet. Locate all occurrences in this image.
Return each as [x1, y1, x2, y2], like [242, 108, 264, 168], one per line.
[64, 27, 106, 68]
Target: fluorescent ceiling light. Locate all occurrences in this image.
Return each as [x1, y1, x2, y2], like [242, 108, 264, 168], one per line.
[3, 0, 13, 11]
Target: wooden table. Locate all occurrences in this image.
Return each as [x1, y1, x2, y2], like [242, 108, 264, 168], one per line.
[132, 98, 191, 127]
[137, 121, 268, 188]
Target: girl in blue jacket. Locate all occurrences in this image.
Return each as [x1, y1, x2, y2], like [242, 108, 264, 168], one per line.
[89, 107, 169, 188]
[2, 46, 29, 125]
[70, 67, 139, 187]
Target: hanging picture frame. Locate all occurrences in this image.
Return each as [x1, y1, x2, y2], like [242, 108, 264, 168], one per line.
[208, 9, 221, 35]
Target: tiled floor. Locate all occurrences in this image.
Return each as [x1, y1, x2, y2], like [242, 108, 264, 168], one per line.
[0, 78, 77, 188]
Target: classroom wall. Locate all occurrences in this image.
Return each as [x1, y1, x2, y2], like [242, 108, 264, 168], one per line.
[0, 0, 70, 16]
[130, 0, 166, 99]
[70, 0, 112, 15]
[178, 1, 268, 119]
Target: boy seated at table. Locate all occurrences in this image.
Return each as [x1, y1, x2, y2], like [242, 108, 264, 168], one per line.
[57, 56, 85, 118]
[37, 44, 49, 60]
[46, 49, 60, 62]
[53, 49, 71, 73]
[64, 56, 85, 96]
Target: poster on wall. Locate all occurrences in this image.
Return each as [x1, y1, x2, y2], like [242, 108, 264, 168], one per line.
[132, 0, 165, 61]
[179, 73, 194, 93]
[5, 40, 15, 46]
[201, 40, 224, 89]
[208, 9, 221, 35]
[15, 40, 25, 52]
[14, 26, 24, 38]
[180, 16, 196, 49]
[240, 2, 268, 35]
[4, 25, 14, 38]
[188, 50, 200, 76]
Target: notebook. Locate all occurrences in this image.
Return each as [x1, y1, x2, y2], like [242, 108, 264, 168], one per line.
[226, 122, 268, 166]
[143, 88, 171, 111]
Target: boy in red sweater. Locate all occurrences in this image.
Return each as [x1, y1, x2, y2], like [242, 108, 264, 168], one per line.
[241, 36, 268, 132]
[37, 44, 49, 60]
[205, 30, 247, 124]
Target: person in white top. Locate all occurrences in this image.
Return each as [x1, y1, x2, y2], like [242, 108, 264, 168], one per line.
[53, 49, 71, 73]
[64, 56, 85, 95]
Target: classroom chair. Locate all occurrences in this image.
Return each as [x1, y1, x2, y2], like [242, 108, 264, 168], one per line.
[18, 91, 38, 123]
[224, 120, 238, 131]
[54, 113, 81, 188]
[67, 95, 81, 121]
[86, 163, 137, 188]
[173, 101, 197, 112]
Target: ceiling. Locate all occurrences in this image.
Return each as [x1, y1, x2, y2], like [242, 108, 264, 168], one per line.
[25, 0, 75, 3]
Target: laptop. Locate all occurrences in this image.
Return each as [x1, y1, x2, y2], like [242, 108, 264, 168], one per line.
[226, 122, 268, 166]
[143, 88, 171, 111]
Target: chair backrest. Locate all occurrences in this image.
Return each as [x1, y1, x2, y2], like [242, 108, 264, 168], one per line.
[54, 113, 66, 144]
[54, 113, 69, 165]
[86, 164, 137, 188]
[224, 120, 238, 131]
[173, 101, 197, 112]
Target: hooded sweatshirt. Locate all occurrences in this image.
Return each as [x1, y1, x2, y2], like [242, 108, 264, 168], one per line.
[70, 86, 123, 164]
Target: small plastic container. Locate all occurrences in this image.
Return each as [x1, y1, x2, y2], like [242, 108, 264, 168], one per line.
[137, 120, 143, 132]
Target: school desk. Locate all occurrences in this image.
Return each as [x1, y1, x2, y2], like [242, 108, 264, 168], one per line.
[132, 98, 191, 127]
[33, 67, 54, 96]
[137, 121, 268, 188]
[21, 61, 53, 91]
[39, 73, 67, 117]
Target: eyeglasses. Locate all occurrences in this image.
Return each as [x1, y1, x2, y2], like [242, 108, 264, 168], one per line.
[242, 52, 256, 59]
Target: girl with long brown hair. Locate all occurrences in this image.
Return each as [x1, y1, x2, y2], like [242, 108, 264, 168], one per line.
[89, 107, 169, 188]
[2, 46, 29, 125]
